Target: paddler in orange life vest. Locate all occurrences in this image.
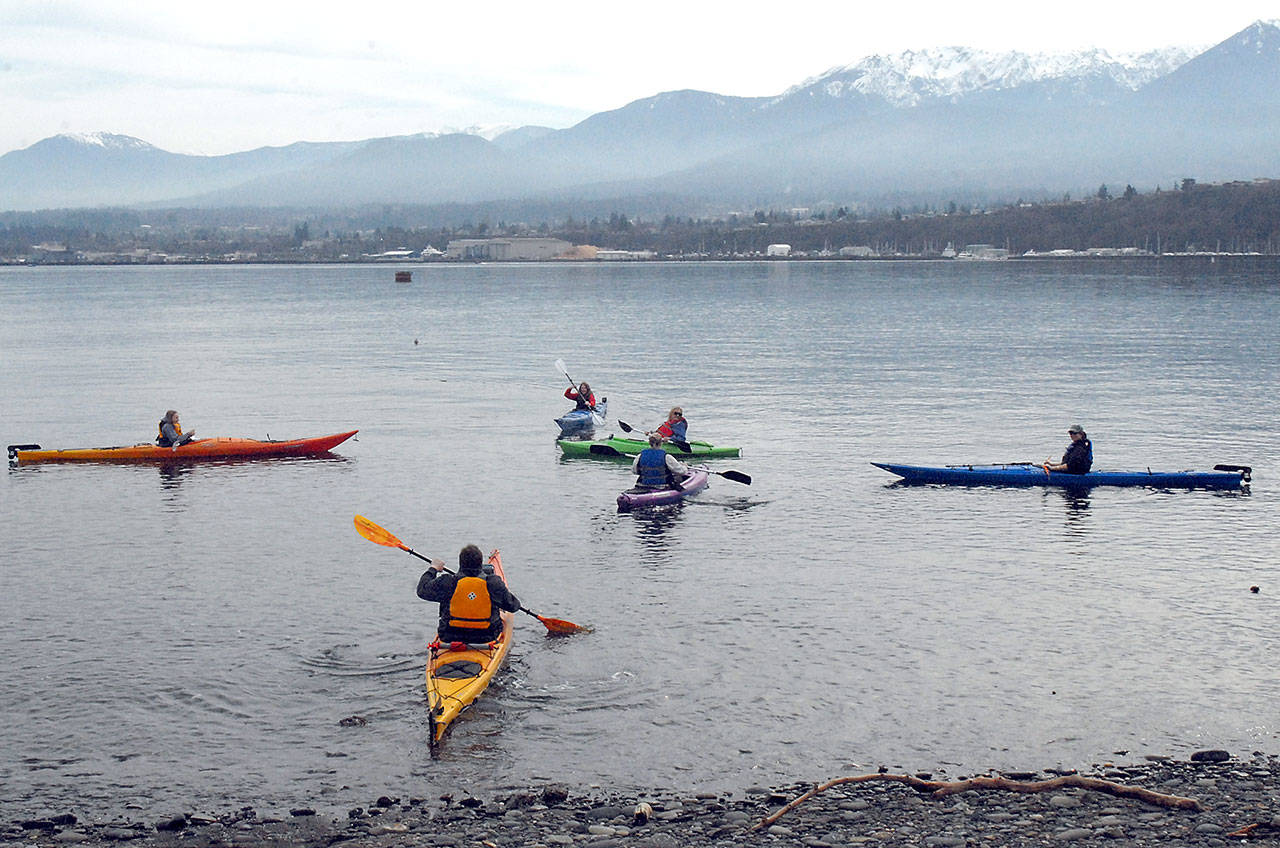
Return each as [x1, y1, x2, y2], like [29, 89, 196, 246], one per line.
[631, 433, 691, 490]
[155, 410, 195, 447]
[416, 544, 522, 644]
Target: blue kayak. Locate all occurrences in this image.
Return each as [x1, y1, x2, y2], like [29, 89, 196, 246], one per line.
[872, 462, 1251, 490]
[554, 398, 607, 437]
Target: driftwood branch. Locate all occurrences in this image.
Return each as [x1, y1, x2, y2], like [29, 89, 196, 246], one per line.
[755, 773, 1201, 830]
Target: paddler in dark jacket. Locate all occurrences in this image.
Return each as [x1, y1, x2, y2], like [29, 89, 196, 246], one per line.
[1044, 424, 1093, 474]
[155, 410, 195, 447]
[631, 433, 690, 489]
[417, 544, 521, 644]
[564, 381, 597, 410]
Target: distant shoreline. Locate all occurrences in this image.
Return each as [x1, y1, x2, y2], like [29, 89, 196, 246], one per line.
[5, 252, 1280, 269]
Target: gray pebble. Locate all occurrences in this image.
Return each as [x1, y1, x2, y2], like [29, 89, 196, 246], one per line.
[1053, 828, 1095, 841]
[99, 828, 144, 841]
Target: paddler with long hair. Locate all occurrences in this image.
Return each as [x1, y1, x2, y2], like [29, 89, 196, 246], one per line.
[155, 410, 195, 448]
[650, 406, 688, 444]
[416, 544, 522, 644]
[564, 381, 597, 411]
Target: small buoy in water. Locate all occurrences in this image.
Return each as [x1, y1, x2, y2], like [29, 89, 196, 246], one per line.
[1251, 585, 1260, 593]
[414, 339, 419, 345]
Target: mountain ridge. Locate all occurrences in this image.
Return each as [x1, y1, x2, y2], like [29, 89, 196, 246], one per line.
[1, 21, 1277, 214]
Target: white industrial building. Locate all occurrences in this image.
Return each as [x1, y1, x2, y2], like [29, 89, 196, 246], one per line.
[445, 238, 573, 261]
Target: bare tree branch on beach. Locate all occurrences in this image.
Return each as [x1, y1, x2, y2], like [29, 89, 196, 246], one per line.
[756, 773, 1202, 830]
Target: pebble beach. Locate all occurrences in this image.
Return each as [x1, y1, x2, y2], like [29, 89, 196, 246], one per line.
[8, 752, 1279, 847]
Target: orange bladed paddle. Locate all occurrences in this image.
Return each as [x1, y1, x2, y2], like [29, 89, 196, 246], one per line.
[353, 515, 588, 636]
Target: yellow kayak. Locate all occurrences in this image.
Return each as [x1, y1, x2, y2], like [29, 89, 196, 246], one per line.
[425, 549, 513, 746]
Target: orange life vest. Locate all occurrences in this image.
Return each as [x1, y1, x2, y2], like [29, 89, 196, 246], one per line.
[447, 576, 492, 630]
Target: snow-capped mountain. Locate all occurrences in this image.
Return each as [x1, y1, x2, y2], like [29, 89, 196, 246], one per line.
[2, 20, 1279, 212]
[53, 132, 161, 152]
[786, 45, 1203, 107]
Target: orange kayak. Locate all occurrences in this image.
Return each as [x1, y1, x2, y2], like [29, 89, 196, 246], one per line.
[426, 549, 513, 747]
[8, 430, 357, 464]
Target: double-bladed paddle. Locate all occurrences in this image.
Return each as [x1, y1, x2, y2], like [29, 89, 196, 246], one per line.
[555, 358, 597, 412]
[617, 419, 692, 454]
[353, 515, 587, 636]
[554, 358, 575, 390]
[689, 466, 752, 485]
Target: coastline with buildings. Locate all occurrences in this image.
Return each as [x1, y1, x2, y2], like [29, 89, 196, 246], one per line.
[3, 178, 1278, 266]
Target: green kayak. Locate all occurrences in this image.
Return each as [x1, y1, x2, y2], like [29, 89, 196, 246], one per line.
[557, 435, 741, 459]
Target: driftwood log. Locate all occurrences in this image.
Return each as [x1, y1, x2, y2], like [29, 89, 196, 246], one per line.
[755, 773, 1201, 830]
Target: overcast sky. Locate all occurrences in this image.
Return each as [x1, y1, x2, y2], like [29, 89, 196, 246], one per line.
[1, 1, 1276, 157]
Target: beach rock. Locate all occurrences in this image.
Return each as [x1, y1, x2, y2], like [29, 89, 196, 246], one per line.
[52, 832, 90, 843]
[541, 785, 569, 806]
[22, 820, 58, 831]
[1053, 828, 1094, 841]
[1190, 749, 1230, 762]
[99, 828, 143, 841]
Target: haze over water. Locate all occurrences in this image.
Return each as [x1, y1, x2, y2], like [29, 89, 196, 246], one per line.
[2, 259, 1277, 821]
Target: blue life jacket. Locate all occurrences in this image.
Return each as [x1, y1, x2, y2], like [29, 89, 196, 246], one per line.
[636, 448, 670, 487]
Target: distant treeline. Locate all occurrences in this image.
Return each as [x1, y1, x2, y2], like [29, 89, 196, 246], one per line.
[2, 179, 1279, 259]
[555, 179, 1280, 256]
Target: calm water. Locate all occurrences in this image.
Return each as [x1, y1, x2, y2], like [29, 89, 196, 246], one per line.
[2, 260, 1278, 820]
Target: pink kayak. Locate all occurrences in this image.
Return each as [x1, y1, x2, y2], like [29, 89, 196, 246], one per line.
[616, 469, 709, 512]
